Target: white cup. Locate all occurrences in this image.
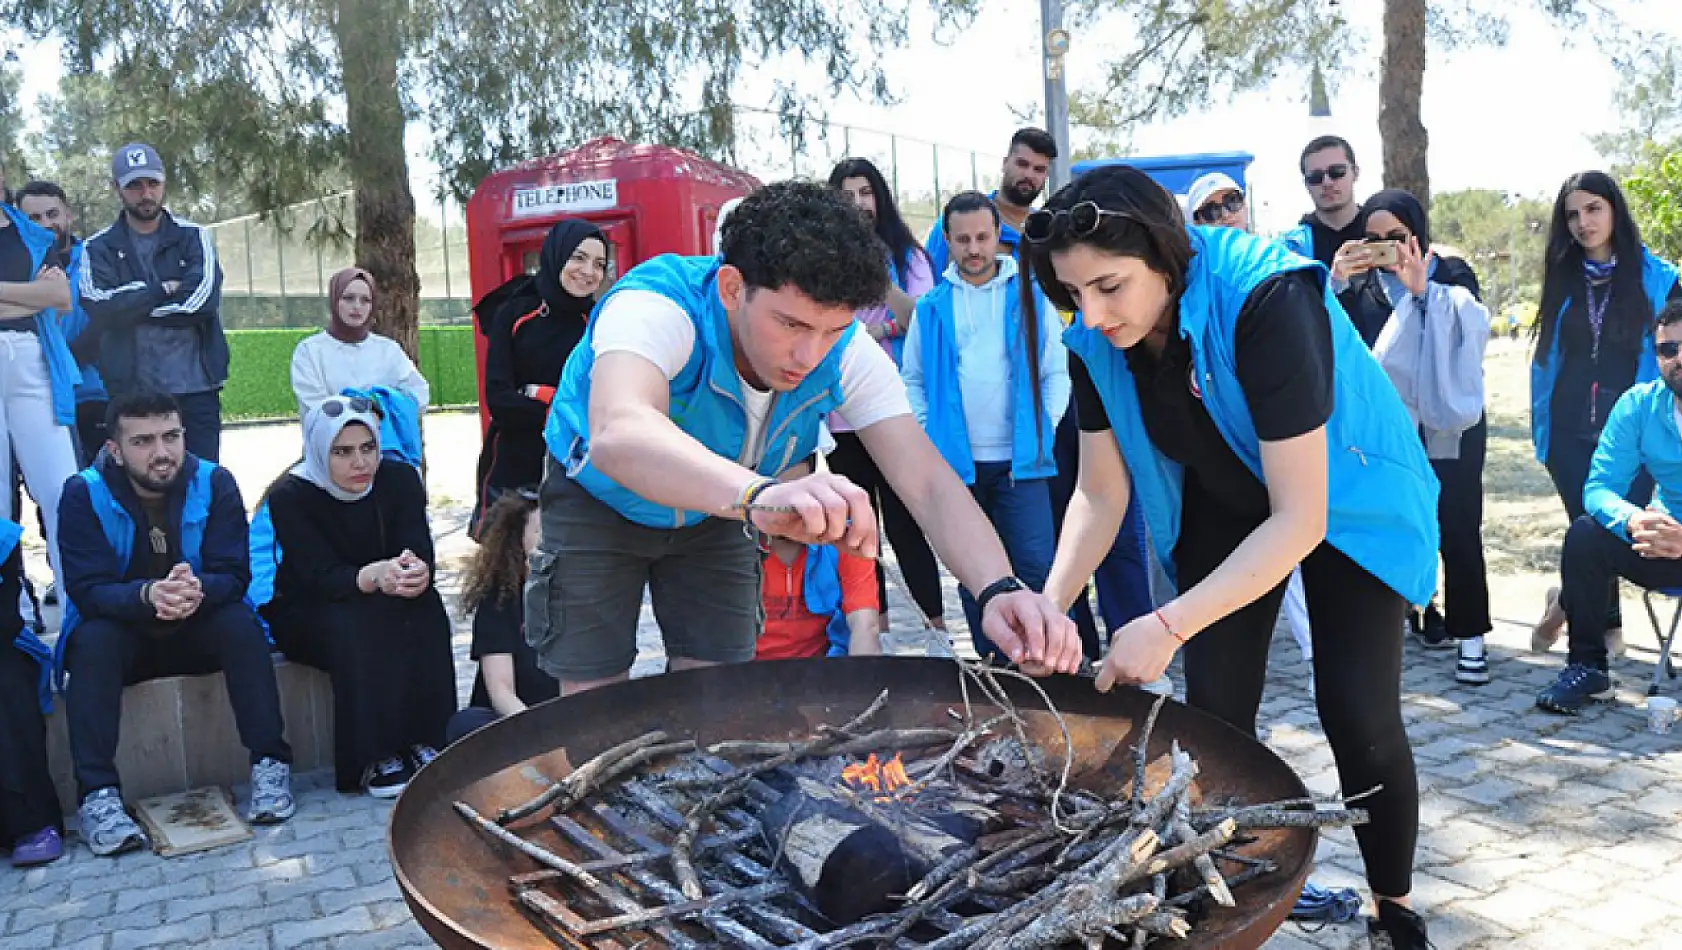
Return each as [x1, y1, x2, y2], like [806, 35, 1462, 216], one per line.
[1648, 696, 1678, 735]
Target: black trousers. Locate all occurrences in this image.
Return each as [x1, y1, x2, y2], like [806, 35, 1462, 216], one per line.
[1428, 416, 1491, 637]
[0, 645, 62, 841]
[64, 601, 291, 798]
[1547, 429, 1653, 629]
[826, 431, 945, 620]
[270, 591, 456, 790]
[175, 390, 222, 463]
[1560, 515, 1682, 670]
[1175, 478, 1417, 899]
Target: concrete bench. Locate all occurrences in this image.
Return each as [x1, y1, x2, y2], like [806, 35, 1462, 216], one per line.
[43, 657, 336, 814]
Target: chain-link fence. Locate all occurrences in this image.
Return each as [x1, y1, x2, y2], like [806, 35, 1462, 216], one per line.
[204, 110, 998, 331]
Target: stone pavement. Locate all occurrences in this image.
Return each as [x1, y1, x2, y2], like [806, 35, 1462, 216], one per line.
[5, 412, 1682, 949]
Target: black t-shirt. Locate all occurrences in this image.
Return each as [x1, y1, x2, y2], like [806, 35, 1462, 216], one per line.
[0, 222, 37, 332]
[1071, 271, 1335, 520]
[1301, 211, 1367, 269]
[1549, 277, 1682, 443]
[468, 592, 560, 710]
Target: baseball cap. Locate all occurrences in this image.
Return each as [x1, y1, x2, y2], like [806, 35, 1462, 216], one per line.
[112, 143, 166, 188]
[1183, 172, 1241, 219]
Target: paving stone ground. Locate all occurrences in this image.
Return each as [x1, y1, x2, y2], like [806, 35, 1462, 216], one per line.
[5, 409, 1682, 949]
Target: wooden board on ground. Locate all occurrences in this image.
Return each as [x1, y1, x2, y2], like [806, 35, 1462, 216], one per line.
[133, 786, 252, 857]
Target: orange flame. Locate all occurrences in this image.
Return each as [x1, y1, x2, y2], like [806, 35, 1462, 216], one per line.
[841, 752, 912, 796]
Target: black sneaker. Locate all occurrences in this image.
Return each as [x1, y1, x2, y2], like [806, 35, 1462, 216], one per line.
[1367, 900, 1430, 949]
[1536, 663, 1615, 715]
[361, 756, 413, 799]
[1409, 605, 1456, 650]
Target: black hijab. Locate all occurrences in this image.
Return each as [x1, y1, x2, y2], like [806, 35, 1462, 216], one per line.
[1362, 188, 1480, 298]
[535, 218, 605, 317]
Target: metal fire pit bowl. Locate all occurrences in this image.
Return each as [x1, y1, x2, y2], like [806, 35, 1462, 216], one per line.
[391, 657, 1314, 950]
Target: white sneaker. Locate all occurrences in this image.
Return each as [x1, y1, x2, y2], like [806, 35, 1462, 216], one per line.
[1456, 639, 1490, 686]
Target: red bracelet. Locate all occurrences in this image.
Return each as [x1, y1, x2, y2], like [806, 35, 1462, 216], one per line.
[1156, 608, 1188, 644]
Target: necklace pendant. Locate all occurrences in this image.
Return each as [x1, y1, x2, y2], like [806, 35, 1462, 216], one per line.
[150, 527, 167, 555]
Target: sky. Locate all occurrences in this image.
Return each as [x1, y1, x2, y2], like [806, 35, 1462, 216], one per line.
[8, 0, 1681, 234]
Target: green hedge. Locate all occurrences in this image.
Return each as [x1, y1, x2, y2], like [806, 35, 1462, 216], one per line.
[221, 325, 479, 421]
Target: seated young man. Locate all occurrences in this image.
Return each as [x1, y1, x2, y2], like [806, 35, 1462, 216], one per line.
[758, 533, 882, 660]
[57, 391, 294, 856]
[1539, 301, 1682, 714]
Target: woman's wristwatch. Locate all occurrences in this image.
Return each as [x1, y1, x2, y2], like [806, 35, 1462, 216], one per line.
[975, 576, 1027, 618]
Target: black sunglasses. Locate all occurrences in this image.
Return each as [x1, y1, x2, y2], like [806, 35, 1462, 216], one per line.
[1658, 341, 1682, 360]
[320, 396, 375, 418]
[1303, 164, 1350, 186]
[1194, 191, 1245, 224]
[1024, 201, 1144, 244]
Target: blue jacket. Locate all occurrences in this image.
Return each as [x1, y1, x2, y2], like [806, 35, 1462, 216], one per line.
[3, 205, 84, 425]
[3, 519, 54, 714]
[544, 255, 853, 528]
[55, 453, 251, 686]
[923, 192, 1022, 277]
[1279, 222, 1312, 259]
[801, 544, 854, 658]
[78, 210, 228, 395]
[908, 264, 1060, 483]
[57, 239, 109, 403]
[1064, 226, 1441, 606]
[1584, 379, 1682, 541]
[1530, 249, 1679, 464]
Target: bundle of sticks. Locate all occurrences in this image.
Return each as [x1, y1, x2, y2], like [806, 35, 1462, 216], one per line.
[454, 661, 1367, 948]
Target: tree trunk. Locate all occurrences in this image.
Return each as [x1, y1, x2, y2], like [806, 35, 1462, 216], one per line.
[334, 0, 421, 360]
[1379, 0, 1429, 205]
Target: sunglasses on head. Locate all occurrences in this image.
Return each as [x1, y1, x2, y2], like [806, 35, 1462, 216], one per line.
[1658, 341, 1682, 360]
[1024, 201, 1144, 244]
[1194, 192, 1245, 224]
[516, 486, 540, 502]
[320, 396, 375, 418]
[1303, 164, 1350, 187]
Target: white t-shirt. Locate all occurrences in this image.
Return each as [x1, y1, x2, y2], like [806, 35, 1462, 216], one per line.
[592, 289, 910, 466]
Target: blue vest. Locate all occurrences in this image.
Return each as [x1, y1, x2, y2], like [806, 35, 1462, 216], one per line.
[3, 205, 83, 425]
[58, 240, 108, 403]
[544, 255, 854, 528]
[1529, 248, 1679, 464]
[799, 544, 854, 657]
[55, 460, 218, 686]
[914, 275, 1058, 484]
[1063, 226, 1441, 606]
[3, 519, 54, 714]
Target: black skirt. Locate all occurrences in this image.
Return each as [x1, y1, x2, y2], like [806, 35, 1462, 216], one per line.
[267, 591, 458, 791]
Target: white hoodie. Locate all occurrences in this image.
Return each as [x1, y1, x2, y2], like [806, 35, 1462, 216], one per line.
[902, 255, 1069, 462]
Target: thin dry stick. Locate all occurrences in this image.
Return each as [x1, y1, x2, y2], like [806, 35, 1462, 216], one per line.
[707, 728, 957, 759]
[671, 690, 892, 900]
[455, 800, 610, 892]
[899, 713, 1012, 796]
[1170, 746, 1232, 908]
[497, 731, 672, 824]
[1131, 694, 1167, 816]
[666, 689, 891, 792]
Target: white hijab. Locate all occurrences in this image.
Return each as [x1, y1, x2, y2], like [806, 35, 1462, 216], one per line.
[293, 397, 382, 503]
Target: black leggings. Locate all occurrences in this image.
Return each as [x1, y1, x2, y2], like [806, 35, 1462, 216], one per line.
[1429, 415, 1491, 637]
[826, 431, 945, 620]
[1175, 479, 1417, 899]
[1546, 429, 1653, 629]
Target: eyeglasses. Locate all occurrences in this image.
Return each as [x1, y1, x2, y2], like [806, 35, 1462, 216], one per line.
[1303, 164, 1350, 187]
[1657, 341, 1682, 360]
[1024, 201, 1144, 244]
[1193, 192, 1246, 224]
[516, 486, 540, 502]
[320, 396, 374, 418]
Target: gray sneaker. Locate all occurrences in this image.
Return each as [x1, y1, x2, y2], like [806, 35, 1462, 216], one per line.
[248, 758, 296, 824]
[78, 787, 147, 857]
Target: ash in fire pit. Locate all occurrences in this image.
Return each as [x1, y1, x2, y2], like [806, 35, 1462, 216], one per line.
[451, 662, 1368, 948]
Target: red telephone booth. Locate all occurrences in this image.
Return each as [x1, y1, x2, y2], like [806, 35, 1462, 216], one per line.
[465, 136, 761, 433]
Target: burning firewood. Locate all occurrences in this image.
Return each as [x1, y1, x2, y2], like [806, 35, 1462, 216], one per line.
[453, 662, 1367, 949]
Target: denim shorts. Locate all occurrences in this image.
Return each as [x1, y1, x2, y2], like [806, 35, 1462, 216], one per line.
[525, 456, 764, 680]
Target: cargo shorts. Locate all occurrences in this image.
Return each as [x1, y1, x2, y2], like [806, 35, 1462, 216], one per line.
[525, 456, 765, 681]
